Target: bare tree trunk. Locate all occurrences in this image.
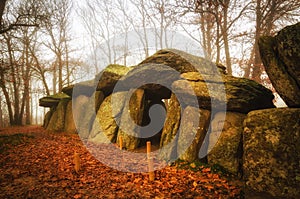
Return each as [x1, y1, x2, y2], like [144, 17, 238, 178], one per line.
[53, 62, 57, 94]
[244, 47, 255, 78]
[65, 39, 70, 86]
[6, 36, 22, 125]
[25, 81, 31, 125]
[215, 23, 221, 63]
[58, 55, 63, 92]
[0, 96, 2, 128]
[0, 85, 13, 125]
[251, 0, 262, 82]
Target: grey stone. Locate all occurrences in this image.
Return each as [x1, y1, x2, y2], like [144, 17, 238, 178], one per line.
[172, 72, 275, 113]
[243, 108, 300, 198]
[178, 106, 211, 162]
[207, 112, 246, 175]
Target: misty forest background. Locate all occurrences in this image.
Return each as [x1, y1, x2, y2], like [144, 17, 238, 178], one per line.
[0, 0, 299, 127]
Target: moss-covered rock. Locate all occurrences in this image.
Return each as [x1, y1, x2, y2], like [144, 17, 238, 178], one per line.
[95, 91, 105, 112]
[259, 22, 300, 107]
[159, 94, 181, 161]
[276, 22, 300, 88]
[46, 98, 70, 132]
[117, 89, 145, 150]
[39, 93, 70, 108]
[139, 49, 226, 74]
[43, 108, 54, 128]
[207, 112, 245, 175]
[178, 106, 210, 162]
[64, 100, 77, 134]
[89, 92, 127, 144]
[62, 80, 95, 97]
[117, 63, 180, 100]
[95, 64, 131, 95]
[243, 108, 300, 198]
[172, 72, 275, 113]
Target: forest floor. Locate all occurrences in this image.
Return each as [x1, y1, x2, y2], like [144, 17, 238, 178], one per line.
[0, 126, 243, 199]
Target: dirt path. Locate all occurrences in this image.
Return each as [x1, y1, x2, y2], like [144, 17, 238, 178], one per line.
[0, 126, 242, 198]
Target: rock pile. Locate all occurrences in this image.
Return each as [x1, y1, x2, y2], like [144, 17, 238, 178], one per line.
[40, 23, 300, 197]
[40, 48, 274, 172]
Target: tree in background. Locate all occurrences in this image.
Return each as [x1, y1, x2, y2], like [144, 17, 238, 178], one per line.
[0, 0, 47, 125]
[0, 0, 79, 125]
[245, 0, 300, 82]
[42, 0, 73, 93]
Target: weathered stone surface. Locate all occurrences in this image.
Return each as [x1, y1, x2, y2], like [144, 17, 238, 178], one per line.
[46, 99, 69, 132]
[64, 100, 76, 134]
[259, 22, 300, 107]
[43, 109, 54, 128]
[72, 95, 89, 127]
[89, 92, 127, 144]
[172, 72, 275, 113]
[139, 49, 226, 74]
[62, 80, 95, 97]
[117, 89, 145, 150]
[76, 93, 97, 139]
[159, 94, 181, 161]
[95, 64, 131, 95]
[276, 22, 300, 88]
[95, 91, 105, 112]
[117, 64, 180, 100]
[243, 108, 300, 198]
[178, 106, 211, 162]
[39, 93, 70, 108]
[207, 112, 245, 175]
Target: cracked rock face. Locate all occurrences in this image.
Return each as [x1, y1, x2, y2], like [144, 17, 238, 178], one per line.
[259, 22, 300, 107]
[243, 108, 300, 198]
[172, 72, 275, 113]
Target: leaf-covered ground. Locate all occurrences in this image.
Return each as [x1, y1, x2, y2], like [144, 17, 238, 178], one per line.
[0, 126, 243, 198]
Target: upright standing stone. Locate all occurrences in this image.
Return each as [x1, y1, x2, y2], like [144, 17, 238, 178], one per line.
[89, 92, 127, 144]
[117, 89, 146, 150]
[159, 94, 181, 161]
[178, 106, 211, 162]
[207, 112, 246, 175]
[76, 93, 97, 139]
[46, 99, 69, 132]
[64, 100, 77, 134]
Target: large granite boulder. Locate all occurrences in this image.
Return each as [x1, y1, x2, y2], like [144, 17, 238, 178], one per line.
[43, 108, 54, 128]
[72, 95, 89, 126]
[62, 80, 94, 97]
[159, 94, 181, 161]
[89, 92, 127, 144]
[178, 106, 211, 162]
[259, 22, 300, 107]
[243, 108, 300, 198]
[76, 92, 97, 139]
[207, 112, 246, 175]
[95, 64, 132, 95]
[117, 64, 180, 100]
[172, 72, 275, 113]
[39, 93, 70, 108]
[139, 49, 226, 74]
[117, 89, 146, 150]
[46, 98, 69, 132]
[64, 100, 76, 134]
